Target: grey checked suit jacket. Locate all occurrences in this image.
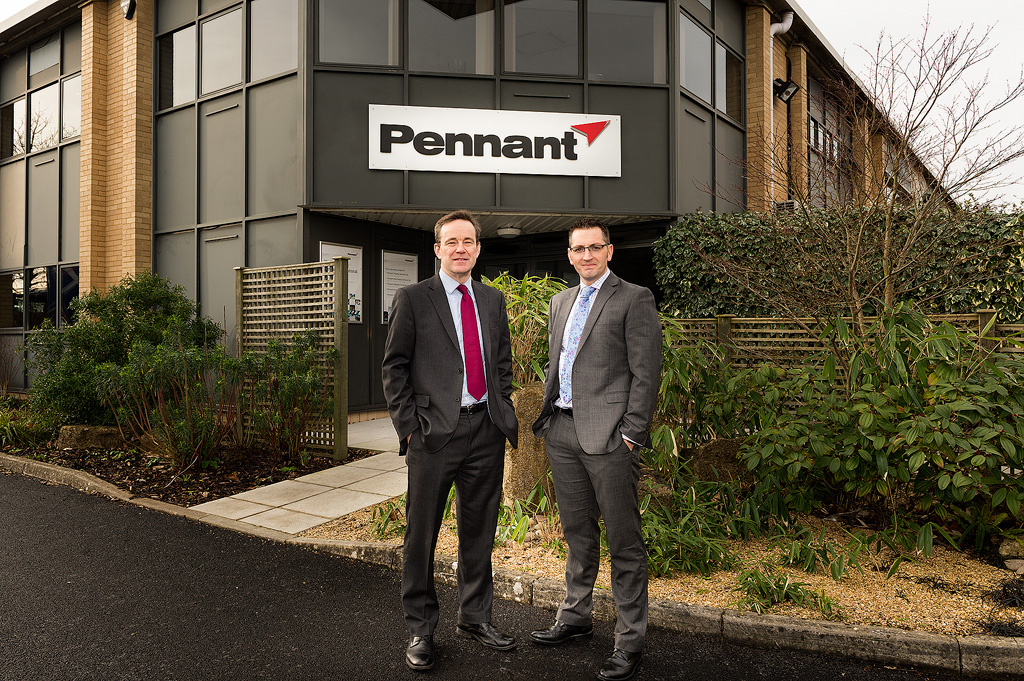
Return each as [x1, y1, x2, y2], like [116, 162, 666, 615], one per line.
[533, 272, 661, 455]
[382, 274, 518, 454]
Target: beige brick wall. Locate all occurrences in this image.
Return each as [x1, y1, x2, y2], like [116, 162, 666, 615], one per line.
[745, 4, 773, 212]
[80, 0, 153, 293]
[787, 44, 809, 200]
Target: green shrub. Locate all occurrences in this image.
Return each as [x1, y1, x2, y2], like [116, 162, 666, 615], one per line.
[241, 331, 337, 461]
[484, 273, 568, 387]
[739, 305, 1024, 546]
[26, 272, 222, 426]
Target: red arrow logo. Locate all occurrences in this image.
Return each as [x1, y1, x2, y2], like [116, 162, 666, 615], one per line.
[570, 120, 611, 146]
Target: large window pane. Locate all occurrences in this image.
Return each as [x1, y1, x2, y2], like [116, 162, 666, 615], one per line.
[251, 0, 298, 81]
[715, 43, 742, 120]
[27, 265, 56, 330]
[1, 98, 27, 158]
[319, 0, 400, 66]
[61, 75, 81, 139]
[588, 0, 666, 83]
[159, 26, 197, 109]
[0, 272, 24, 329]
[59, 265, 78, 327]
[29, 33, 60, 87]
[0, 161, 25, 270]
[1, 49, 27, 103]
[504, 0, 579, 76]
[28, 82, 59, 152]
[410, 0, 494, 75]
[680, 12, 711, 102]
[200, 9, 243, 96]
[62, 22, 82, 75]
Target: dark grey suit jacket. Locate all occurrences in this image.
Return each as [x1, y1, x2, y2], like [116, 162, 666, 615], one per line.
[382, 274, 518, 454]
[533, 272, 661, 455]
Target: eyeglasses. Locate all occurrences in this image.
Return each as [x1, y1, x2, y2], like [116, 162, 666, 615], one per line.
[568, 244, 609, 255]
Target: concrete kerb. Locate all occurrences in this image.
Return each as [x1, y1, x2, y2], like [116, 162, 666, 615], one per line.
[3, 452, 1022, 680]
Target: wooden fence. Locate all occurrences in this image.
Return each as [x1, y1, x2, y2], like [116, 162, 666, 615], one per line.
[673, 310, 1023, 368]
[235, 258, 349, 459]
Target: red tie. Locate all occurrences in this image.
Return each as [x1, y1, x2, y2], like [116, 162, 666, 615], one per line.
[457, 284, 486, 400]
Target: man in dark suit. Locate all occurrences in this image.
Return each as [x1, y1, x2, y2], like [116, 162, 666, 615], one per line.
[382, 210, 519, 672]
[531, 218, 661, 681]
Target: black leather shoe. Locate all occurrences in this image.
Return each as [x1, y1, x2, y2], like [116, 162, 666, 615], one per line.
[597, 649, 642, 681]
[530, 621, 594, 646]
[405, 635, 434, 671]
[455, 621, 517, 651]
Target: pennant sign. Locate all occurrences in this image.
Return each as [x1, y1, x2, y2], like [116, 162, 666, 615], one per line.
[571, 120, 611, 146]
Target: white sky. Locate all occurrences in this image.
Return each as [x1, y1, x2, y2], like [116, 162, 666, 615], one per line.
[796, 0, 1024, 206]
[2, 0, 1022, 205]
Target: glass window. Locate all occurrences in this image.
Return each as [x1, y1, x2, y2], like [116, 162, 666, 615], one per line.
[588, 0, 666, 83]
[27, 266, 57, 330]
[410, 0, 494, 75]
[28, 83, 59, 152]
[62, 22, 82, 75]
[715, 43, 742, 120]
[1, 49, 27, 103]
[200, 9, 243, 96]
[1, 271, 25, 329]
[319, 0, 400, 66]
[251, 0, 299, 81]
[697, 0, 711, 8]
[59, 265, 78, 327]
[158, 26, 197, 109]
[61, 75, 81, 139]
[680, 12, 711, 102]
[29, 33, 60, 85]
[504, 0, 579, 76]
[1, 98, 27, 158]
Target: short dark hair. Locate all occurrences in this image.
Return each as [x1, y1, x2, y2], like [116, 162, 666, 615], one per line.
[435, 210, 481, 243]
[568, 218, 610, 245]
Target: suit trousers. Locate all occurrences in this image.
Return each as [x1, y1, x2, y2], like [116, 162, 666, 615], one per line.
[402, 409, 505, 636]
[545, 410, 648, 652]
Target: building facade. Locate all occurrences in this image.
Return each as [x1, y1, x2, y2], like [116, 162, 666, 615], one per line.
[0, 0, 924, 408]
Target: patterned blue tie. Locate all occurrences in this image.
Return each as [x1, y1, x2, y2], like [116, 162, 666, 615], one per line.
[559, 286, 596, 405]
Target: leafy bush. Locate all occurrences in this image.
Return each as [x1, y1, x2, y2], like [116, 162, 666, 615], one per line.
[98, 341, 240, 470]
[734, 562, 841, 619]
[241, 331, 337, 461]
[484, 273, 568, 387]
[654, 208, 1024, 321]
[26, 272, 223, 426]
[739, 305, 1024, 546]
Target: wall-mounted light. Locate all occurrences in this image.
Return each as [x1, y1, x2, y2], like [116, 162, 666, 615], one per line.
[496, 225, 521, 239]
[121, 0, 137, 20]
[773, 78, 800, 103]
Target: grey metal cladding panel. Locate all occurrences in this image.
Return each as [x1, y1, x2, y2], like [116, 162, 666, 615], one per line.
[409, 172, 495, 207]
[60, 143, 79, 261]
[409, 76, 495, 109]
[715, 118, 744, 213]
[200, 224, 243, 350]
[499, 81, 583, 113]
[199, 92, 244, 225]
[200, 0, 235, 17]
[248, 76, 299, 216]
[27, 149, 58, 266]
[589, 85, 670, 212]
[247, 215, 300, 268]
[500, 174, 584, 210]
[156, 108, 197, 232]
[155, 231, 196, 301]
[157, 0, 197, 34]
[715, 0, 745, 53]
[0, 160, 25, 270]
[313, 71, 404, 205]
[0, 335, 24, 389]
[678, 97, 713, 212]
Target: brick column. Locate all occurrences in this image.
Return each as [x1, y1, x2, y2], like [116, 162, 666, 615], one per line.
[80, 0, 153, 293]
[787, 43, 809, 201]
[745, 4, 773, 212]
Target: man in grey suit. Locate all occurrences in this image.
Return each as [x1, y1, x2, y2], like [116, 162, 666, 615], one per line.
[382, 210, 519, 671]
[530, 218, 661, 681]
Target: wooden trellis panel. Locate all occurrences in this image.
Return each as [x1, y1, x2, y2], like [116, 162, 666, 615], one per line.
[236, 259, 349, 459]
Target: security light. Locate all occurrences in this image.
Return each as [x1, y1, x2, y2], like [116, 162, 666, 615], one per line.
[121, 0, 137, 20]
[773, 78, 800, 103]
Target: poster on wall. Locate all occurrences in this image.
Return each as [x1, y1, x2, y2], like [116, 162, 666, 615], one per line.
[319, 242, 363, 323]
[382, 251, 419, 324]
